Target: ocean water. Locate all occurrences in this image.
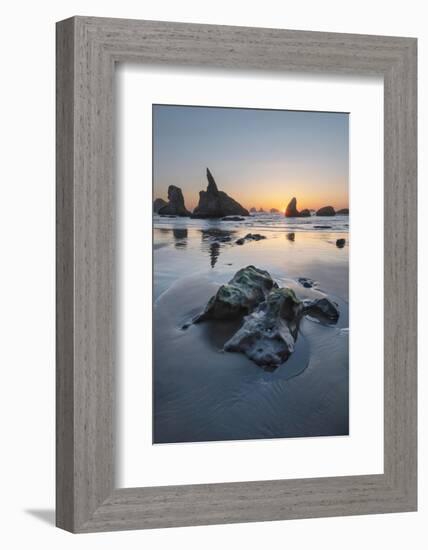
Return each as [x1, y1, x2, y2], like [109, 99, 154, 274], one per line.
[153, 213, 349, 444]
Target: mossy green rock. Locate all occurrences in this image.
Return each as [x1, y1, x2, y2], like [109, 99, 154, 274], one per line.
[195, 265, 277, 322]
[224, 288, 304, 366]
[194, 266, 340, 368]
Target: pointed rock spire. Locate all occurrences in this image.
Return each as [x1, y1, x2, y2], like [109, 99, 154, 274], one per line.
[191, 168, 249, 218]
[206, 167, 219, 194]
[285, 197, 299, 217]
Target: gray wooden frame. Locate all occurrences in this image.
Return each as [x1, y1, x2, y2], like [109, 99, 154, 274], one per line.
[56, 16, 417, 533]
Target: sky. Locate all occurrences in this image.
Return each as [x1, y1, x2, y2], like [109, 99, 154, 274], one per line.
[153, 104, 349, 212]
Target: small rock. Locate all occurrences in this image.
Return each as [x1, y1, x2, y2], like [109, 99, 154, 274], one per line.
[286, 232, 295, 242]
[245, 233, 266, 241]
[336, 238, 346, 248]
[303, 297, 339, 322]
[235, 234, 266, 245]
[298, 277, 315, 288]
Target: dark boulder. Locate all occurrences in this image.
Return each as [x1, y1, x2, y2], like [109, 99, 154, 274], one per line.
[191, 168, 249, 218]
[158, 185, 191, 217]
[224, 288, 304, 367]
[336, 238, 346, 248]
[153, 198, 168, 213]
[316, 206, 336, 216]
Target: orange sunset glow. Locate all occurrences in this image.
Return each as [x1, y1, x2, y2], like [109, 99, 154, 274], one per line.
[153, 105, 349, 212]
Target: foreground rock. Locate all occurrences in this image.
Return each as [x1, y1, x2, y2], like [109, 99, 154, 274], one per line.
[316, 206, 336, 216]
[153, 198, 167, 213]
[158, 185, 191, 216]
[336, 238, 346, 248]
[194, 266, 340, 367]
[224, 288, 303, 366]
[195, 266, 277, 322]
[337, 208, 349, 215]
[192, 168, 249, 218]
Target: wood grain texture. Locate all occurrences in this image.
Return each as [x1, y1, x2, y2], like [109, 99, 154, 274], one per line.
[56, 16, 417, 533]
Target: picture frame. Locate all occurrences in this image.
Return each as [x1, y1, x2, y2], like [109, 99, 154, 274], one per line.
[56, 16, 417, 533]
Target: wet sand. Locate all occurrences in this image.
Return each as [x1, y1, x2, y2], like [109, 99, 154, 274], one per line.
[153, 215, 349, 444]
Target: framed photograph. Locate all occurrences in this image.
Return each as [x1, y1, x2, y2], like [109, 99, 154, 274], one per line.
[56, 16, 417, 532]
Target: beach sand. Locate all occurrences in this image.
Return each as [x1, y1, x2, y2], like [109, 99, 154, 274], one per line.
[153, 213, 349, 444]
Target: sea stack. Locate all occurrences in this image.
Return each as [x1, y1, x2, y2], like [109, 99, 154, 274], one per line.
[192, 168, 249, 218]
[284, 198, 311, 217]
[153, 198, 168, 213]
[316, 206, 336, 217]
[285, 197, 302, 217]
[337, 208, 349, 215]
[158, 185, 191, 217]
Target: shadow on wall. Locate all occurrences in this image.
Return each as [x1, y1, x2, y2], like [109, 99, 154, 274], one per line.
[25, 509, 55, 526]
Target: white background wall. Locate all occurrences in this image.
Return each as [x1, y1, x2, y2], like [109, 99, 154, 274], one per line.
[0, 1, 425, 548]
